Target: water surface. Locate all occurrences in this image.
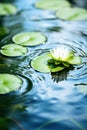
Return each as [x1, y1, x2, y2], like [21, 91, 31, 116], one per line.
[0, 0, 87, 130]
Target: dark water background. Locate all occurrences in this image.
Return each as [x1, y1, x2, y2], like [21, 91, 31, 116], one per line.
[0, 0, 87, 130]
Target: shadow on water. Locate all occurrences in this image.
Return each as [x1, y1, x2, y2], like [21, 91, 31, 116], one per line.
[0, 0, 87, 130]
[51, 67, 74, 83]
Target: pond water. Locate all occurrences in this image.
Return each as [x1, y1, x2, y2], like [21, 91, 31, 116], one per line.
[0, 0, 87, 130]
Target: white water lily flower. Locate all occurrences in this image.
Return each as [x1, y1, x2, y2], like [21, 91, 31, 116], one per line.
[50, 46, 73, 61]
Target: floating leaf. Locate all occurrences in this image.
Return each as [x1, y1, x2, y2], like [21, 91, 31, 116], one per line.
[0, 3, 17, 16]
[13, 33, 30, 44]
[51, 66, 65, 72]
[55, 7, 87, 20]
[12, 32, 46, 46]
[31, 53, 51, 73]
[35, 0, 71, 10]
[62, 62, 70, 67]
[73, 13, 87, 20]
[0, 74, 22, 94]
[0, 44, 28, 57]
[67, 56, 82, 65]
[48, 59, 61, 65]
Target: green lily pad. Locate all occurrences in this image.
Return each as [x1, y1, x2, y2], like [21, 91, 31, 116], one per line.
[47, 59, 65, 72]
[12, 32, 46, 46]
[55, 7, 87, 20]
[48, 59, 61, 65]
[67, 56, 82, 65]
[72, 12, 87, 20]
[31, 53, 65, 73]
[62, 62, 70, 67]
[0, 3, 17, 16]
[0, 74, 22, 94]
[31, 53, 51, 73]
[0, 44, 28, 57]
[35, 0, 71, 10]
[51, 66, 65, 72]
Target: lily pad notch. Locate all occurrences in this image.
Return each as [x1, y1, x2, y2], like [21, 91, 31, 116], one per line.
[0, 74, 23, 94]
[31, 46, 82, 73]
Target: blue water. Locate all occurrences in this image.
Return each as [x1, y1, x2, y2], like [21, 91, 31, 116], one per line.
[0, 0, 87, 130]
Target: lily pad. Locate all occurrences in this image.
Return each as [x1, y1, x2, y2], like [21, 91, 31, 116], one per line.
[0, 44, 28, 57]
[50, 66, 65, 72]
[0, 74, 22, 94]
[67, 56, 82, 65]
[31, 53, 51, 73]
[35, 0, 71, 10]
[31, 53, 64, 73]
[12, 32, 46, 46]
[55, 7, 87, 20]
[0, 3, 17, 16]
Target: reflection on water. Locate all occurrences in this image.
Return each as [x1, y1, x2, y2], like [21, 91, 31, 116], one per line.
[0, 0, 87, 130]
[51, 68, 72, 82]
